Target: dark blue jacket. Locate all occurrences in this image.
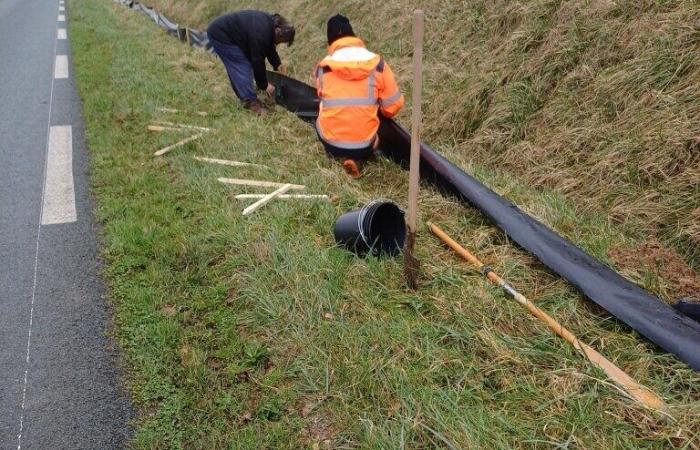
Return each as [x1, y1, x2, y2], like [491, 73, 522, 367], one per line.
[207, 10, 282, 90]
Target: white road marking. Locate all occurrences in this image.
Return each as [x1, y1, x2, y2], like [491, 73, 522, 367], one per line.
[58, 14, 65, 21]
[17, 16, 61, 449]
[57, 28, 67, 39]
[54, 55, 68, 79]
[59, 5, 64, 11]
[41, 126, 77, 225]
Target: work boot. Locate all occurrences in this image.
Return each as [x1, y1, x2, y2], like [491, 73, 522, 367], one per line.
[343, 159, 361, 179]
[243, 99, 268, 117]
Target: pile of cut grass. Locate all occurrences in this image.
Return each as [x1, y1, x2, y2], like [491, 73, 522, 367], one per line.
[146, 0, 700, 270]
[70, 0, 700, 448]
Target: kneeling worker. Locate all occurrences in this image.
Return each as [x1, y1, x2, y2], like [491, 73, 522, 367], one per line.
[314, 15, 404, 178]
[207, 10, 295, 116]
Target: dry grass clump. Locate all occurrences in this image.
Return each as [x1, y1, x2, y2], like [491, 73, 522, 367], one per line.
[147, 0, 700, 269]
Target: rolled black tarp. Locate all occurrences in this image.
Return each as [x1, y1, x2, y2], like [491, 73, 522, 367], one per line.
[268, 72, 700, 371]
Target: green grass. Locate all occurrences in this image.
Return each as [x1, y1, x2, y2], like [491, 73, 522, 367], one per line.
[70, 0, 699, 448]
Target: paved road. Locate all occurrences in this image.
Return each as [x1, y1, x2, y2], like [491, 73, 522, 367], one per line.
[0, 0, 133, 448]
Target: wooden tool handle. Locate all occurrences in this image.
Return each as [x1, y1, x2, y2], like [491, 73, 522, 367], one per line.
[428, 222, 668, 413]
[406, 10, 424, 234]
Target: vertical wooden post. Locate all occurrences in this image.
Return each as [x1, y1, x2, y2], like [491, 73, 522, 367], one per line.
[404, 10, 424, 289]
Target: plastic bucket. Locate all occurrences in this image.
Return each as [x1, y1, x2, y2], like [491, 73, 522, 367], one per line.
[333, 200, 406, 256]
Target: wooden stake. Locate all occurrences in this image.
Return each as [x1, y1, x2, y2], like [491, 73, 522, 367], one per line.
[217, 178, 305, 190]
[152, 121, 212, 132]
[404, 9, 424, 290]
[428, 222, 669, 413]
[194, 156, 269, 169]
[154, 133, 203, 156]
[157, 107, 208, 116]
[242, 184, 293, 216]
[148, 125, 185, 132]
[235, 194, 330, 201]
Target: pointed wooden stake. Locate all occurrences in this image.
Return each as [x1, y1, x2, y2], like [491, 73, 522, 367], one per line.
[217, 178, 305, 190]
[154, 133, 203, 156]
[242, 184, 293, 216]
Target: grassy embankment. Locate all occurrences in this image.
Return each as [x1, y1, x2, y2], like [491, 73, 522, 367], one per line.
[70, 0, 699, 448]
[155, 0, 700, 278]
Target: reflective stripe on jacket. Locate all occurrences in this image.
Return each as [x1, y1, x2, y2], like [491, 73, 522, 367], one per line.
[314, 37, 404, 149]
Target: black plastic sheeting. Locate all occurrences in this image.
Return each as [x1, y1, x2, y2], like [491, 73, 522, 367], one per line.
[114, 0, 213, 51]
[268, 72, 700, 371]
[111, 0, 700, 371]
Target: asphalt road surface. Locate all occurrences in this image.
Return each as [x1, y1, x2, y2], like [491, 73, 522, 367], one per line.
[0, 0, 133, 447]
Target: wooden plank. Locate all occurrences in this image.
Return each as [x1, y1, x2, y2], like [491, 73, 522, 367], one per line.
[242, 184, 293, 216]
[154, 133, 203, 156]
[194, 156, 269, 169]
[217, 178, 305, 190]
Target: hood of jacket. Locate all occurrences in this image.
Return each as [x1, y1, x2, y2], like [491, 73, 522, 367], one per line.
[318, 37, 381, 81]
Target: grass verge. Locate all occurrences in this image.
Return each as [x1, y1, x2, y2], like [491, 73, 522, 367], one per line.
[70, 0, 699, 448]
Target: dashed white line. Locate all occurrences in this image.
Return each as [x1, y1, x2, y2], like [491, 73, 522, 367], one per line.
[57, 29, 67, 40]
[59, 5, 64, 11]
[41, 126, 77, 225]
[54, 55, 68, 79]
[17, 8, 61, 447]
[58, 14, 65, 21]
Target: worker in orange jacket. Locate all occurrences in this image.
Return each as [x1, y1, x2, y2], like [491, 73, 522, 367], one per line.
[314, 15, 404, 178]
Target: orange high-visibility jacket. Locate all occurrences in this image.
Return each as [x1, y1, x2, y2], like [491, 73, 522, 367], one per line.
[314, 37, 404, 149]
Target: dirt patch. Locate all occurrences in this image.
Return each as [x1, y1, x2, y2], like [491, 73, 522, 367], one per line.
[304, 415, 338, 449]
[609, 239, 700, 301]
[161, 304, 177, 316]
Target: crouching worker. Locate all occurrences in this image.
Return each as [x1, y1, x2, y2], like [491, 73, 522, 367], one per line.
[314, 15, 404, 178]
[207, 10, 295, 116]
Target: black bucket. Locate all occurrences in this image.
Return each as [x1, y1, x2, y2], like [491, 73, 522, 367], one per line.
[333, 200, 406, 257]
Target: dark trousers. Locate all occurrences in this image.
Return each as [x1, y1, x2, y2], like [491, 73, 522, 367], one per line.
[209, 38, 257, 101]
[317, 131, 375, 162]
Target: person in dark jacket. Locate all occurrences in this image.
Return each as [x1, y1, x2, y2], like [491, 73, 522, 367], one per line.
[207, 10, 295, 115]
